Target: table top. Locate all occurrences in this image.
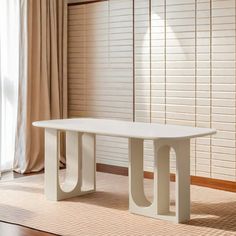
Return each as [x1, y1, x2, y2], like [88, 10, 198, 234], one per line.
[33, 118, 216, 140]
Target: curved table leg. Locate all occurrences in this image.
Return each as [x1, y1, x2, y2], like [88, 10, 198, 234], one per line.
[82, 133, 96, 192]
[45, 128, 96, 201]
[128, 138, 190, 223]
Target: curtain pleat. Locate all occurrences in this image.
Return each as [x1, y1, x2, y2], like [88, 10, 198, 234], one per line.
[14, 0, 67, 173]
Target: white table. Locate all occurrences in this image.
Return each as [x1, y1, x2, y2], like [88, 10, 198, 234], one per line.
[33, 118, 216, 223]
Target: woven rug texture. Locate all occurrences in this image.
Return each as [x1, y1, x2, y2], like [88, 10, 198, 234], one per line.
[0, 171, 235, 236]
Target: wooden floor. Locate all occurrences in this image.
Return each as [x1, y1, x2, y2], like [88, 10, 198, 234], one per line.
[0, 171, 58, 236]
[0, 222, 57, 236]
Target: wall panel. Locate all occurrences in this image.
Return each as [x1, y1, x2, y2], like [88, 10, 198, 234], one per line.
[134, 0, 154, 171]
[196, 0, 211, 178]
[211, 0, 236, 181]
[165, 0, 196, 174]
[68, 5, 86, 117]
[151, 0, 165, 124]
[68, 0, 133, 168]
[68, 0, 236, 181]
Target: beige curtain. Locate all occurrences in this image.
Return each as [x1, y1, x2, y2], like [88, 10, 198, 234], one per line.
[14, 0, 67, 173]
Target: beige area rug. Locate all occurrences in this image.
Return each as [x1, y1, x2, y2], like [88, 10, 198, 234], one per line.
[0, 172, 236, 236]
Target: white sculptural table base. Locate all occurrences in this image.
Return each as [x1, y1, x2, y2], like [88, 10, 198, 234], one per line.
[45, 130, 96, 201]
[33, 118, 216, 223]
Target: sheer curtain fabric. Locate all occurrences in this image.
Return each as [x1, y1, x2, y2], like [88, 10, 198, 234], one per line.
[0, 0, 21, 172]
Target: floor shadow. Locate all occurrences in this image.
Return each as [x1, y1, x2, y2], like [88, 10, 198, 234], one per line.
[66, 191, 236, 233]
[64, 191, 129, 211]
[188, 201, 236, 232]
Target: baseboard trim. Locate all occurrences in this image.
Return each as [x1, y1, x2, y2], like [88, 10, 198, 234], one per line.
[96, 163, 236, 193]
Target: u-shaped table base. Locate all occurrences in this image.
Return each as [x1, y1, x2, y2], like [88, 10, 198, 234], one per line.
[44, 129, 190, 223]
[129, 138, 190, 223]
[45, 129, 96, 201]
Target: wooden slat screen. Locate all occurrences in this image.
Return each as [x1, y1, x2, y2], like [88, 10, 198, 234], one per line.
[68, 0, 133, 167]
[68, 0, 236, 181]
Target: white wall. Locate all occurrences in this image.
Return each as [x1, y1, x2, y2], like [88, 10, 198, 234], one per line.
[68, 0, 236, 181]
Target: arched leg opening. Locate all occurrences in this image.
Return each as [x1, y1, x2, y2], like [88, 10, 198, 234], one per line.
[153, 143, 170, 215]
[129, 138, 151, 210]
[60, 131, 82, 193]
[44, 129, 96, 201]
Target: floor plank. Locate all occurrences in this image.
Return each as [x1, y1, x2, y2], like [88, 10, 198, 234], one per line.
[0, 171, 58, 236]
[0, 222, 58, 236]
